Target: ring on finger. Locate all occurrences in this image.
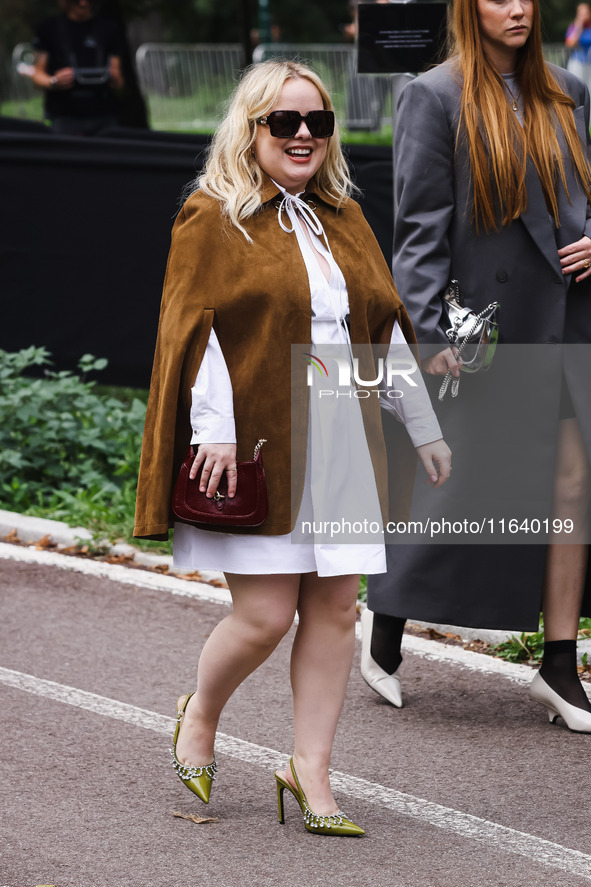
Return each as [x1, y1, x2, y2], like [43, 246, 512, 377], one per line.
[584, 259, 591, 269]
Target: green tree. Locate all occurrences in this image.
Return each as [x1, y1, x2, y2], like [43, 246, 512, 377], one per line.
[0, 0, 352, 47]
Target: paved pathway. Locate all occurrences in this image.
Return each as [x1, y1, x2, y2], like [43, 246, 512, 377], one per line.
[1, 542, 590, 887]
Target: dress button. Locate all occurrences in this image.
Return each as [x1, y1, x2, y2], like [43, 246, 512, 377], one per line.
[495, 269, 508, 283]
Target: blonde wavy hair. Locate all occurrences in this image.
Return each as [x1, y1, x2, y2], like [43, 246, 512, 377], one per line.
[450, 0, 591, 231]
[193, 59, 356, 240]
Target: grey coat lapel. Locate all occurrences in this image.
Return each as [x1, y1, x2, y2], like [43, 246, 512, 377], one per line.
[518, 158, 562, 278]
[555, 104, 590, 250]
[519, 104, 589, 280]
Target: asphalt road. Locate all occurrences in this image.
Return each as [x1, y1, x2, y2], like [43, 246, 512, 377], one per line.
[1, 543, 590, 887]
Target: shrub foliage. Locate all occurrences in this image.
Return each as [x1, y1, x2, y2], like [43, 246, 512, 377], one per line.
[0, 347, 147, 537]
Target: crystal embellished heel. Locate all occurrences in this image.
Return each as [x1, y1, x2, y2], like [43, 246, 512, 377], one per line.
[274, 757, 364, 836]
[170, 693, 217, 803]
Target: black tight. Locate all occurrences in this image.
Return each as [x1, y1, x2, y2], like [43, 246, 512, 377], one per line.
[370, 613, 406, 675]
[540, 639, 591, 712]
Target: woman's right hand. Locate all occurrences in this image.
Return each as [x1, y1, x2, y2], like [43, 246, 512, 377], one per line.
[189, 443, 237, 498]
[422, 347, 461, 377]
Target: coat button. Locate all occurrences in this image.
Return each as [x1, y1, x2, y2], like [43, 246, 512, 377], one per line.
[495, 269, 508, 283]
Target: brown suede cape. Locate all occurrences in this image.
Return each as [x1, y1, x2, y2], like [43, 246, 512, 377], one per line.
[133, 176, 416, 540]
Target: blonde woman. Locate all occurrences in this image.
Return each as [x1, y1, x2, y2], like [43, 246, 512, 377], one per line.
[134, 59, 450, 834]
[365, 0, 591, 732]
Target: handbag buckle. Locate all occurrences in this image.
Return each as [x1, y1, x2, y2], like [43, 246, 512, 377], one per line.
[213, 491, 225, 502]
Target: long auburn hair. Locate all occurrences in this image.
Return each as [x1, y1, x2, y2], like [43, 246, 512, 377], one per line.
[451, 0, 591, 230]
[194, 60, 356, 241]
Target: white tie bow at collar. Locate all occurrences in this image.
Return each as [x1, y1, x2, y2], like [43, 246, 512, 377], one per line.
[273, 186, 351, 346]
[276, 190, 324, 239]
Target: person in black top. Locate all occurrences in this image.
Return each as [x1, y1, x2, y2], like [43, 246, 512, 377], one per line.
[32, 0, 123, 136]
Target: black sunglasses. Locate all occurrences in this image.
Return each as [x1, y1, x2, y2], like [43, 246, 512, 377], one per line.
[257, 109, 335, 139]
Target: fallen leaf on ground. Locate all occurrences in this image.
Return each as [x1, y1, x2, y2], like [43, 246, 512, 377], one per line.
[34, 534, 54, 550]
[172, 810, 219, 824]
[171, 569, 203, 582]
[465, 640, 489, 654]
[104, 554, 136, 565]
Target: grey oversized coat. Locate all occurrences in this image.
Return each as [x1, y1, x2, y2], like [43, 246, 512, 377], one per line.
[369, 60, 591, 629]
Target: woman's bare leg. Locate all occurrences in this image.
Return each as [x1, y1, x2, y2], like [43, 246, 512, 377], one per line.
[175, 573, 300, 766]
[542, 418, 589, 641]
[277, 573, 360, 815]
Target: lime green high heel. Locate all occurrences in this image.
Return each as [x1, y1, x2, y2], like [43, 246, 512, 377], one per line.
[170, 693, 217, 804]
[275, 757, 365, 836]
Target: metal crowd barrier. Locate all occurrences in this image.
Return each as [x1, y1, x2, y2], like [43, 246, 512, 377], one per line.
[135, 42, 392, 132]
[6, 43, 39, 118]
[543, 44, 571, 68]
[135, 43, 244, 131]
[3, 42, 577, 131]
[136, 41, 574, 132]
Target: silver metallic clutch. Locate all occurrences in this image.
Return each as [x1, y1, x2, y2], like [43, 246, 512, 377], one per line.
[438, 280, 500, 400]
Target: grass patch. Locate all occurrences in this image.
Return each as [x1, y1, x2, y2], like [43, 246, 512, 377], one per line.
[1, 96, 45, 121]
[358, 574, 367, 602]
[491, 616, 591, 664]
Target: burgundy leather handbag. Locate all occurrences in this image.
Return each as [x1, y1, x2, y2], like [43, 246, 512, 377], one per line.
[172, 439, 268, 528]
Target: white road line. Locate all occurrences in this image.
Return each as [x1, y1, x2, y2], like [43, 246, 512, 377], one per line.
[1, 665, 590, 880]
[4, 540, 591, 693]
